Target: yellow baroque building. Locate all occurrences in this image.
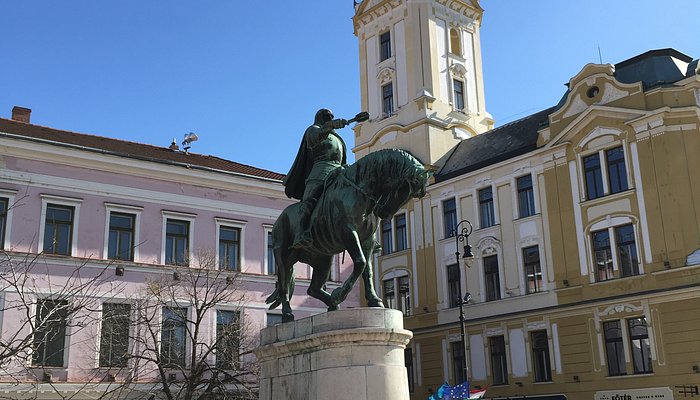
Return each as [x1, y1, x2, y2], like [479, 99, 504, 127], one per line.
[352, 1, 700, 399]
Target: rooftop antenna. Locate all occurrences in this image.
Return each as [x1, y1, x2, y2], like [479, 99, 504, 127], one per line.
[598, 45, 603, 64]
[182, 132, 198, 154]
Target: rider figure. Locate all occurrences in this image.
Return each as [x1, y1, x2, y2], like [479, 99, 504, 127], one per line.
[284, 109, 348, 249]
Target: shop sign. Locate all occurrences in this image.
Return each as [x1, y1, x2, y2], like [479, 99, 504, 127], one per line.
[595, 387, 673, 400]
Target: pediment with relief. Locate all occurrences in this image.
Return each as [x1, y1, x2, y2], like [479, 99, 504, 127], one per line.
[549, 63, 642, 126]
[539, 63, 646, 148]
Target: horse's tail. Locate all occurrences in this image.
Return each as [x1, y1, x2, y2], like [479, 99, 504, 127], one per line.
[265, 282, 282, 310]
[265, 274, 296, 310]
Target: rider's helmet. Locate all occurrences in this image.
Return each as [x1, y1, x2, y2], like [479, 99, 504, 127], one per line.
[314, 109, 334, 126]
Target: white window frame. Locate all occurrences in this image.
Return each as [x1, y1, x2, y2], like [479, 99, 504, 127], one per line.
[587, 216, 643, 283]
[377, 28, 393, 64]
[263, 224, 275, 275]
[213, 306, 243, 368]
[381, 269, 411, 316]
[31, 296, 72, 368]
[158, 305, 191, 370]
[512, 172, 539, 219]
[38, 194, 82, 257]
[214, 218, 246, 271]
[516, 243, 547, 295]
[576, 131, 632, 202]
[104, 203, 143, 262]
[161, 211, 196, 266]
[476, 185, 498, 229]
[94, 299, 135, 369]
[0, 189, 18, 250]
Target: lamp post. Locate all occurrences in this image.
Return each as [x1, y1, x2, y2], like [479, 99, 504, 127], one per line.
[454, 219, 474, 384]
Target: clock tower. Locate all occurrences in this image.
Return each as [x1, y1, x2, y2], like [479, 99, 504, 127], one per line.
[352, 0, 492, 165]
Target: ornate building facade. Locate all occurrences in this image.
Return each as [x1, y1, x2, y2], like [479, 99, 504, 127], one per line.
[0, 107, 357, 398]
[353, 1, 700, 399]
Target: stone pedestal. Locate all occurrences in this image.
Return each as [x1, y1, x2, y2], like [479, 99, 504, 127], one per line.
[256, 308, 413, 400]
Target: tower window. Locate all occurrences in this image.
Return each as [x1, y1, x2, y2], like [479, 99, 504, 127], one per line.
[449, 28, 462, 56]
[382, 82, 394, 117]
[453, 79, 465, 112]
[380, 31, 391, 61]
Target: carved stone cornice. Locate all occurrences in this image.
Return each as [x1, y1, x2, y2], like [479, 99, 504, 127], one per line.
[434, 0, 483, 22]
[353, 0, 404, 33]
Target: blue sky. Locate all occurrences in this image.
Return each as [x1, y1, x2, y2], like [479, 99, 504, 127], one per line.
[1, 1, 699, 174]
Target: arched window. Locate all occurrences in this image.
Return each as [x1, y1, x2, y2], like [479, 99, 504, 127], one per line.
[450, 28, 462, 56]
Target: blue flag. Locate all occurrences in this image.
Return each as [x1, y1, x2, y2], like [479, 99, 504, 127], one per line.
[427, 382, 452, 400]
[447, 380, 470, 399]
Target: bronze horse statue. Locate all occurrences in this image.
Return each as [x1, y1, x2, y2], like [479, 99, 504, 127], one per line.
[266, 149, 430, 322]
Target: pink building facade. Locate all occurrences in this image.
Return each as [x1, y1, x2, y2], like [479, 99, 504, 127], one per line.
[0, 107, 358, 398]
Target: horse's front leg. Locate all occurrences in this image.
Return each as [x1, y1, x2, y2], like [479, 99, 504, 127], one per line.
[361, 238, 384, 308]
[331, 226, 366, 306]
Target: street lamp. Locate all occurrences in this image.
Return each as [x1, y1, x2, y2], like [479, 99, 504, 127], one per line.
[453, 219, 474, 384]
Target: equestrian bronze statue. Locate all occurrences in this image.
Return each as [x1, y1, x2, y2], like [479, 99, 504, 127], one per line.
[266, 109, 430, 322]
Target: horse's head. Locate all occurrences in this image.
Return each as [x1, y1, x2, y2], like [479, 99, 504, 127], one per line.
[374, 154, 433, 219]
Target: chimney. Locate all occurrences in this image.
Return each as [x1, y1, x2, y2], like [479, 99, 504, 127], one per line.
[11, 106, 31, 123]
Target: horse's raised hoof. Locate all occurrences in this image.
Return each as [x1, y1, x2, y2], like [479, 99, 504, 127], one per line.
[282, 313, 295, 323]
[367, 298, 385, 308]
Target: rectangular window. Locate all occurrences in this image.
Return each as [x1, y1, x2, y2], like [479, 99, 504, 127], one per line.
[381, 219, 393, 255]
[0, 197, 7, 249]
[592, 229, 614, 282]
[452, 341, 466, 383]
[447, 263, 461, 308]
[99, 303, 131, 367]
[405, 348, 415, 393]
[484, 255, 501, 301]
[531, 330, 552, 382]
[584, 153, 605, 200]
[489, 336, 508, 385]
[628, 317, 652, 374]
[379, 31, 391, 61]
[443, 198, 457, 238]
[266, 231, 276, 275]
[603, 320, 626, 376]
[395, 213, 407, 252]
[161, 307, 187, 368]
[523, 246, 542, 294]
[382, 82, 394, 117]
[616, 224, 639, 277]
[216, 310, 240, 369]
[165, 219, 189, 266]
[517, 175, 536, 218]
[398, 276, 410, 316]
[219, 226, 241, 271]
[479, 187, 495, 228]
[383, 279, 395, 310]
[43, 204, 74, 255]
[606, 146, 629, 194]
[32, 299, 68, 367]
[453, 79, 465, 111]
[108, 212, 135, 261]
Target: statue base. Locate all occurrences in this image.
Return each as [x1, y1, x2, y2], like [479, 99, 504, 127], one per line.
[256, 308, 413, 400]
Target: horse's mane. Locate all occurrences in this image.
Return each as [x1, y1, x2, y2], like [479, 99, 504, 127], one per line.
[343, 148, 422, 185]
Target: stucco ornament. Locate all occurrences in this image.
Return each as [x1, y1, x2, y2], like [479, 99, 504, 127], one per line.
[268, 110, 431, 322]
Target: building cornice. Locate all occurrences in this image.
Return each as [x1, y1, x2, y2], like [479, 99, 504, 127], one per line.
[0, 135, 285, 198]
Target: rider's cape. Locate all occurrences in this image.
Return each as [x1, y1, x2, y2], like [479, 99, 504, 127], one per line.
[283, 126, 347, 200]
